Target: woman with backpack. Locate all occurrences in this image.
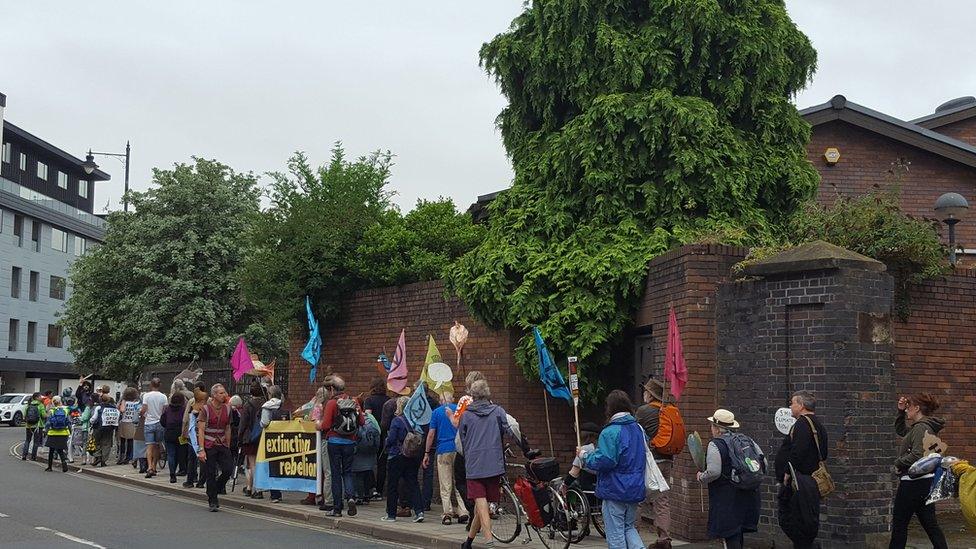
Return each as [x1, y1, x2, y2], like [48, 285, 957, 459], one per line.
[45, 396, 72, 472]
[116, 387, 140, 465]
[90, 393, 120, 467]
[238, 382, 266, 498]
[351, 397, 381, 505]
[697, 409, 763, 549]
[382, 396, 424, 523]
[259, 385, 290, 503]
[161, 393, 188, 484]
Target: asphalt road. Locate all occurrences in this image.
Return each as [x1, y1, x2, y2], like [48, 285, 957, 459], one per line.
[0, 425, 410, 549]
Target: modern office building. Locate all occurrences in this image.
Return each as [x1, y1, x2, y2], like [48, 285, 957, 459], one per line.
[0, 92, 112, 395]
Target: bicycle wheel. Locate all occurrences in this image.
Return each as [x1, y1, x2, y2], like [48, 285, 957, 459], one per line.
[592, 505, 605, 538]
[491, 482, 523, 544]
[545, 487, 574, 549]
[558, 488, 590, 544]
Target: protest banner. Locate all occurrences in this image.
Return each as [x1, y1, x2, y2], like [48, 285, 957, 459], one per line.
[254, 419, 320, 493]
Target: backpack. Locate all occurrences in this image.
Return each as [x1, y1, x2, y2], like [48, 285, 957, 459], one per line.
[100, 406, 120, 427]
[651, 403, 686, 456]
[718, 433, 766, 490]
[246, 402, 263, 443]
[400, 421, 423, 459]
[357, 421, 380, 454]
[48, 407, 70, 430]
[334, 397, 360, 436]
[25, 403, 40, 425]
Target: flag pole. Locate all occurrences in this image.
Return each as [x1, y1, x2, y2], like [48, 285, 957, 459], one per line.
[542, 388, 555, 456]
[568, 356, 581, 449]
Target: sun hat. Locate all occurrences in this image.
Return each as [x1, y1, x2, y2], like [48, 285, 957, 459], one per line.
[707, 408, 740, 429]
[642, 378, 665, 402]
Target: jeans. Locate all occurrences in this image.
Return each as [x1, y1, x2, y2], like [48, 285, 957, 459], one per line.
[119, 438, 134, 461]
[889, 478, 948, 549]
[421, 455, 434, 511]
[328, 442, 356, 512]
[601, 499, 645, 549]
[23, 427, 42, 459]
[203, 445, 234, 505]
[386, 455, 421, 518]
[165, 441, 180, 477]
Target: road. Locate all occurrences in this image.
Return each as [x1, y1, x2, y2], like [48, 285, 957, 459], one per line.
[0, 426, 409, 549]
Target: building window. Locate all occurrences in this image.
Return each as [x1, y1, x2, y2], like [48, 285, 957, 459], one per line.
[26, 322, 36, 353]
[50, 275, 66, 300]
[13, 214, 24, 247]
[51, 227, 67, 253]
[47, 324, 64, 348]
[7, 319, 19, 352]
[29, 271, 38, 302]
[1, 142, 9, 164]
[31, 221, 41, 252]
[74, 236, 87, 256]
[78, 179, 89, 198]
[58, 171, 68, 189]
[37, 162, 48, 180]
[19, 153, 26, 171]
[10, 266, 21, 298]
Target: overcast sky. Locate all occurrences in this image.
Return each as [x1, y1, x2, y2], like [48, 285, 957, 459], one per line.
[3, 1, 975, 214]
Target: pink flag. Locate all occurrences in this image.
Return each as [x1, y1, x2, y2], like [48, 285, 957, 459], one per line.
[387, 329, 409, 395]
[664, 307, 688, 400]
[230, 337, 252, 382]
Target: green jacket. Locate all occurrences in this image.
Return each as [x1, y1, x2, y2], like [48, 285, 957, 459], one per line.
[894, 411, 946, 474]
[26, 399, 47, 428]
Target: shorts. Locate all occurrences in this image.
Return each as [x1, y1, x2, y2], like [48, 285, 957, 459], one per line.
[143, 422, 166, 444]
[466, 476, 502, 503]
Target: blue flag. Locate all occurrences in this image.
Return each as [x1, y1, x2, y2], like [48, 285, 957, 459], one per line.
[534, 327, 572, 403]
[404, 381, 432, 432]
[302, 296, 322, 383]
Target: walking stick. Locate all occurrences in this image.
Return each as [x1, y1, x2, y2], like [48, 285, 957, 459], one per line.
[231, 445, 243, 492]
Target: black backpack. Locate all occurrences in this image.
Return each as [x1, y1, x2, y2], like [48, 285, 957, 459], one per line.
[718, 433, 766, 490]
[25, 403, 40, 425]
[335, 397, 359, 435]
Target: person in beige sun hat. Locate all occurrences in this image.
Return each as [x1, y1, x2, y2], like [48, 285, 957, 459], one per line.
[706, 409, 740, 430]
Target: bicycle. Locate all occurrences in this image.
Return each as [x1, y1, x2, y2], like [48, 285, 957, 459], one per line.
[490, 451, 585, 548]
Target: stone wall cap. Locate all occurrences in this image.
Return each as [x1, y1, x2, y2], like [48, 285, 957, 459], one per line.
[741, 240, 886, 277]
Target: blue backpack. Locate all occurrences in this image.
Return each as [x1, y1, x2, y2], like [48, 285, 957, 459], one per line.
[48, 407, 70, 430]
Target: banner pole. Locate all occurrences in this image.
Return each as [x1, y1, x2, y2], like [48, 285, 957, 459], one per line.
[568, 356, 581, 449]
[542, 388, 555, 456]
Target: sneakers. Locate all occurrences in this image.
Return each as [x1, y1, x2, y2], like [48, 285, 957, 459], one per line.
[380, 515, 396, 522]
[413, 513, 425, 523]
[209, 502, 218, 512]
[328, 509, 342, 517]
[169, 475, 177, 484]
[182, 481, 194, 488]
[318, 504, 334, 512]
[270, 497, 281, 503]
[346, 498, 357, 517]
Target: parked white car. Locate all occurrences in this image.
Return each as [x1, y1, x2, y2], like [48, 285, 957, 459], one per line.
[0, 393, 31, 426]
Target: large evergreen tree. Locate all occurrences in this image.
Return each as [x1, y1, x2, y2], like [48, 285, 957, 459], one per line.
[449, 0, 819, 397]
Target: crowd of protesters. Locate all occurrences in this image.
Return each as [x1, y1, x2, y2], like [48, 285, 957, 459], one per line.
[17, 371, 951, 549]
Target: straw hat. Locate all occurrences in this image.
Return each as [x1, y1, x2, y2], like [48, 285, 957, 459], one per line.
[642, 378, 665, 402]
[707, 409, 740, 429]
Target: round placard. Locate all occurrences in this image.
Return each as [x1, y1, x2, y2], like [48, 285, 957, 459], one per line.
[775, 407, 796, 435]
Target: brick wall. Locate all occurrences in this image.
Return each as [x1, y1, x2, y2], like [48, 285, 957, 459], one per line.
[894, 267, 976, 460]
[930, 117, 976, 148]
[808, 120, 976, 250]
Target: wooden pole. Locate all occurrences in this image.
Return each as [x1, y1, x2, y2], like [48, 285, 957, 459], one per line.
[543, 388, 555, 456]
[568, 356, 581, 449]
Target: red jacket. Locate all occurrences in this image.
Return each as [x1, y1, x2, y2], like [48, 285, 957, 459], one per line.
[318, 394, 365, 442]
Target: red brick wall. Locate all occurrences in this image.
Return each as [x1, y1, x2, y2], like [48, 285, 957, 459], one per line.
[931, 117, 976, 148]
[632, 244, 748, 541]
[808, 120, 976, 251]
[893, 268, 976, 460]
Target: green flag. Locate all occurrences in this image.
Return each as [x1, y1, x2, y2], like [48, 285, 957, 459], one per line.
[420, 335, 454, 398]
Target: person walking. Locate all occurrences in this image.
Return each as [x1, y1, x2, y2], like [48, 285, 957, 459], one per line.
[697, 409, 763, 549]
[117, 387, 140, 465]
[21, 392, 47, 462]
[259, 385, 290, 503]
[197, 384, 234, 512]
[238, 382, 266, 499]
[424, 391, 467, 525]
[365, 377, 391, 499]
[161, 393, 187, 484]
[578, 390, 646, 549]
[382, 396, 424, 523]
[90, 393, 120, 467]
[140, 378, 168, 479]
[44, 396, 71, 472]
[318, 376, 365, 517]
[183, 381, 208, 488]
[775, 390, 827, 549]
[351, 398, 381, 505]
[297, 385, 330, 507]
[635, 379, 680, 549]
[889, 393, 948, 549]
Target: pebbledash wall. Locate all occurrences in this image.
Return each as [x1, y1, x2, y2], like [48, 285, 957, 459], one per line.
[285, 244, 975, 544]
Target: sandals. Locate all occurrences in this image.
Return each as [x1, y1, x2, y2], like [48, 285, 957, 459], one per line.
[441, 515, 453, 525]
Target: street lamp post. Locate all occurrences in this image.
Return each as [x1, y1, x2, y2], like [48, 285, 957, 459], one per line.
[934, 192, 970, 267]
[82, 141, 131, 212]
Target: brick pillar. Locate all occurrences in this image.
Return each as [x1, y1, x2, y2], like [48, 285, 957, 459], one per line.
[717, 241, 895, 547]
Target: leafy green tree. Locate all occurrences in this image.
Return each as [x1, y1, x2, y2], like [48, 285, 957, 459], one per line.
[448, 0, 820, 398]
[62, 159, 276, 381]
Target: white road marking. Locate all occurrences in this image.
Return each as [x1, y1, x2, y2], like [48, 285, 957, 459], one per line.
[0, 512, 9, 517]
[35, 527, 107, 548]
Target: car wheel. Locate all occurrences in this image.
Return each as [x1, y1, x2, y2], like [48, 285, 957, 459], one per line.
[12, 412, 24, 427]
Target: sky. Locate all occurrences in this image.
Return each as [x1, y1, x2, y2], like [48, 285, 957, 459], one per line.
[2, 1, 975, 214]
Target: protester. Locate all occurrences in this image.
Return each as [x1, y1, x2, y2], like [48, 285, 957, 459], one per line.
[133, 413, 148, 474]
[76, 381, 92, 413]
[319, 376, 365, 517]
[182, 381, 208, 488]
[635, 379, 678, 549]
[419, 384, 440, 512]
[170, 379, 194, 402]
[423, 391, 467, 525]
[21, 392, 47, 462]
[351, 397, 381, 505]
[140, 378, 168, 479]
[299, 385, 330, 507]
[889, 394, 948, 549]
[41, 390, 53, 409]
[45, 396, 71, 472]
[774, 390, 827, 549]
[260, 385, 290, 503]
[116, 387, 140, 465]
[197, 383, 234, 512]
[239, 382, 266, 499]
[79, 401, 96, 466]
[365, 377, 391, 499]
[90, 393, 120, 467]
[697, 409, 762, 549]
[382, 396, 424, 522]
[161, 393, 188, 484]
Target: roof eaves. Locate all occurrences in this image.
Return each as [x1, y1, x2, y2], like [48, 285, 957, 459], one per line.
[3, 121, 112, 181]
[911, 103, 976, 128]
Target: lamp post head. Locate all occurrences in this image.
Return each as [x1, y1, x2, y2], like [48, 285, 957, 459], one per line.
[935, 192, 969, 223]
[81, 150, 98, 175]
